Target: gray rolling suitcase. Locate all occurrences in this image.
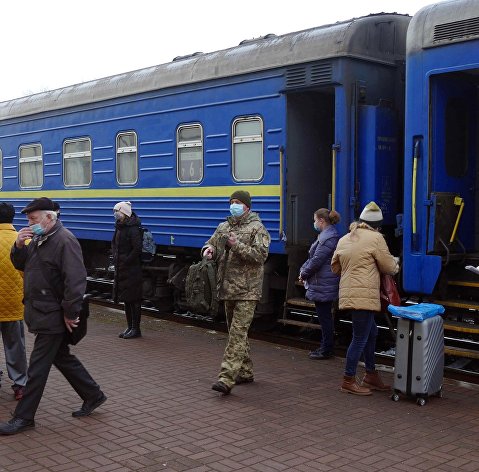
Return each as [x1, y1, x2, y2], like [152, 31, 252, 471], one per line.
[392, 315, 444, 406]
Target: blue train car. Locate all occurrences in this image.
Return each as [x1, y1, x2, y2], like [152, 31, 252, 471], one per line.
[0, 13, 410, 314]
[403, 0, 479, 298]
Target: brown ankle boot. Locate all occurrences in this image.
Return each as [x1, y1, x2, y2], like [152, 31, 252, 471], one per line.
[361, 370, 391, 391]
[341, 375, 372, 396]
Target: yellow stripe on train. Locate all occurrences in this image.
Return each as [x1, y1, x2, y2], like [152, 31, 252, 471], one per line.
[0, 185, 280, 199]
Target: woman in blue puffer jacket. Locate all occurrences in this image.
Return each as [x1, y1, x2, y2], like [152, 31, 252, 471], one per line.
[299, 208, 341, 360]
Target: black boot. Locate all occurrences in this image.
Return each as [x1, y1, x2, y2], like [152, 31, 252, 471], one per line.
[119, 303, 133, 338]
[123, 302, 142, 339]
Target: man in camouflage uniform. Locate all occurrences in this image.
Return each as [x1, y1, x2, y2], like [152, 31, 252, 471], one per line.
[203, 190, 270, 395]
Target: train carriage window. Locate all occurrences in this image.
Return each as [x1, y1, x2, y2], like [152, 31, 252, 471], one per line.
[232, 117, 263, 181]
[0, 149, 2, 189]
[116, 132, 138, 185]
[63, 138, 92, 187]
[177, 124, 203, 183]
[19, 144, 43, 188]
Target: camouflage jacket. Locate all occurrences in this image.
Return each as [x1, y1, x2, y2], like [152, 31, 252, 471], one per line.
[204, 211, 270, 301]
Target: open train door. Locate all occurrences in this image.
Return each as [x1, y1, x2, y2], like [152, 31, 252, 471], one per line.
[285, 90, 335, 249]
[427, 74, 477, 258]
[281, 89, 335, 321]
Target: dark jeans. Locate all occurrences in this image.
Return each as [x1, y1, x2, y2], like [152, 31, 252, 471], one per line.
[344, 310, 378, 377]
[315, 301, 334, 354]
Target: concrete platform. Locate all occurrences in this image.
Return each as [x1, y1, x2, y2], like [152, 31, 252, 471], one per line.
[0, 305, 478, 472]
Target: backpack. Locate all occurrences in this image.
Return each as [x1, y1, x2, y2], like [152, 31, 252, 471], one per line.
[140, 226, 156, 263]
[185, 258, 219, 315]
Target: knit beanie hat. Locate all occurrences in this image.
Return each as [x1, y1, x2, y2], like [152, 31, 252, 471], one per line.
[359, 201, 383, 228]
[113, 201, 132, 217]
[230, 190, 251, 208]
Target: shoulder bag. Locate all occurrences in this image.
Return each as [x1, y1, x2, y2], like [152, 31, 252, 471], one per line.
[380, 273, 401, 313]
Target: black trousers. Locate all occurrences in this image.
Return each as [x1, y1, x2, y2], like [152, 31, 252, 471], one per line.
[15, 332, 101, 421]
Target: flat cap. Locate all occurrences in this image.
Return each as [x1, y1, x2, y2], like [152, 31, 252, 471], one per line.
[21, 197, 55, 214]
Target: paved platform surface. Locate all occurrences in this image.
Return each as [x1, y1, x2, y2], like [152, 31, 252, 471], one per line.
[0, 306, 478, 472]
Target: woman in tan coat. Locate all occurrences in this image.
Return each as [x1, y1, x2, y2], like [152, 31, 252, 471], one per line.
[331, 202, 399, 395]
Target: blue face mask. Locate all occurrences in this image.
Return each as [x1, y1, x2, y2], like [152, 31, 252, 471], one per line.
[313, 223, 321, 233]
[230, 203, 245, 217]
[30, 223, 45, 236]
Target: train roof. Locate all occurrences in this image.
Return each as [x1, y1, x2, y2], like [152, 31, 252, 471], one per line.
[407, 0, 479, 54]
[0, 13, 410, 121]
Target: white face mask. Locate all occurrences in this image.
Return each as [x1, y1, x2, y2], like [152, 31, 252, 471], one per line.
[30, 216, 47, 236]
[230, 203, 244, 217]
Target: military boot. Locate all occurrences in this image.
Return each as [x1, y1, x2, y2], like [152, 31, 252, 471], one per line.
[123, 303, 142, 339]
[361, 370, 391, 391]
[340, 375, 372, 396]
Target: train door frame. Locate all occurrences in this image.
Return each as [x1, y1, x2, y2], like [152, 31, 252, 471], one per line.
[285, 88, 335, 247]
[427, 72, 477, 256]
[283, 88, 335, 300]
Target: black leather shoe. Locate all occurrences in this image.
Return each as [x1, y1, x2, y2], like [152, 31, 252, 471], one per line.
[211, 381, 231, 395]
[72, 393, 107, 417]
[0, 417, 35, 435]
[123, 328, 141, 339]
[235, 376, 254, 385]
[308, 351, 334, 360]
[118, 328, 131, 338]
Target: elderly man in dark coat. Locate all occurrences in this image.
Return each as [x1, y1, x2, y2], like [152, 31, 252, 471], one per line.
[0, 197, 106, 435]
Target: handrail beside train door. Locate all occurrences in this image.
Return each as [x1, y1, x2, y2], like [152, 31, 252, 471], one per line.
[279, 146, 284, 239]
[412, 138, 421, 251]
[331, 144, 340, 211]
[450, 196, 465, 244]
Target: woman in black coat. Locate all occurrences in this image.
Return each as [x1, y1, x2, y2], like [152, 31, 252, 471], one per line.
[112, 201, 143, 339]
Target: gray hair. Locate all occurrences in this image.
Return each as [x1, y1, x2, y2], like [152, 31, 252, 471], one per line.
[42, 210, 58, 221]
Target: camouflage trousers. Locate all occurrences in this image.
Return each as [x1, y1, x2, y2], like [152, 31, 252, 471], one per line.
[218, 300, 256, 388]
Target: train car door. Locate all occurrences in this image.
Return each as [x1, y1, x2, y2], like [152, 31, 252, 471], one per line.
[282, 89, 335, 303]
[427, 74, 477, 254]
[285, 90, 335, 247]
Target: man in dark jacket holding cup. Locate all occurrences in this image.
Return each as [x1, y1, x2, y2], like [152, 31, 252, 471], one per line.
[0, 197, 106, 435]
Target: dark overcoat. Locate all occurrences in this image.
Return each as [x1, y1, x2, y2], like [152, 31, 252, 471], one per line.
[112, 213, 142, 303]
[10, 221, 86, 334]
[300, 224, 340, 302]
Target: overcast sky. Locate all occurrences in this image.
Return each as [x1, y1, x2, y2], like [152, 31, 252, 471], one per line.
[1, 0, 442, 102]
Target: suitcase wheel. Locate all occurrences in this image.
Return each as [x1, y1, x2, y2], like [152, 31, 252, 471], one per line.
[391, 392, 400, 402]
[416, 397, 426, 406]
